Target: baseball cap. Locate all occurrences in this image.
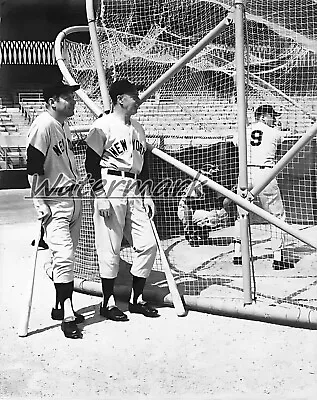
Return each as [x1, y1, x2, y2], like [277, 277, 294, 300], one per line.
[109, 79, 144, 102]
[254, 105, 281, 118]
[43, 82, 80, 103]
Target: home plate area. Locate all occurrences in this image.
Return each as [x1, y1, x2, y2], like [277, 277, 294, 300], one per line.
[121, 224, 317, 309]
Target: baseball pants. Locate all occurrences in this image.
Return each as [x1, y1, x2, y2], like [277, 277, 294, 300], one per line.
[93, 175, 157, 279]
[236, 167, 286, 251]
[44, 196, 82, 283]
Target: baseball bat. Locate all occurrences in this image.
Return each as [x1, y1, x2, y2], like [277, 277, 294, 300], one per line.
[149, 219, 186, 317]
[18, 223, 42, 337]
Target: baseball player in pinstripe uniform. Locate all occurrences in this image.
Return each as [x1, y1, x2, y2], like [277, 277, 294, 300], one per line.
[27, 82, 84, 339]
[233, 104, 294, 270]
[85, 79, 159, 321]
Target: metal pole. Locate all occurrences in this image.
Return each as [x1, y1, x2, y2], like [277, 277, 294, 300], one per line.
[54, 26, 103, 118]
[54, 25, 317, 253]
[147, 143, 317, 250]
[86, 0, 111, 113]
[140, 11, 234, 103]
[234, 0, 252, 305]
[73, 278, 317, 329]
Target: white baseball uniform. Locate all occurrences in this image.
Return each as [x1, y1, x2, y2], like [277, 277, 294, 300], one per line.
[235, 121, 286, 252]
[27, 111, 82, 283]
[85, 113, 157, 279]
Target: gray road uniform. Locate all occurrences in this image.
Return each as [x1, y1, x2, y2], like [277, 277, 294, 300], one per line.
[27, 111, 82, 283]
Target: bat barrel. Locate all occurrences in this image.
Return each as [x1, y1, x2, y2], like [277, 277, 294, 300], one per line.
[149, 219, 187, 317]
[18, 223, 42, 337]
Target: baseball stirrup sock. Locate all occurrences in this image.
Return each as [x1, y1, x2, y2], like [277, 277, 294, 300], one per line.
[131, 276, 146, 304]
[101, 278, 115, 308]
[54, 281, 74, 309]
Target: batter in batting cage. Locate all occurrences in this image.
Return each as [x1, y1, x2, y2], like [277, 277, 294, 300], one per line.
[26, 82, 84, 339]
[233, 105, 296, 270]
[85, 79, 160, 321]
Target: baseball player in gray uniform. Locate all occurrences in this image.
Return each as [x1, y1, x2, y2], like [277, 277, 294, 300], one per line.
[26, 82, 84, 339]
[85, 79, 159, 321]
[233, 104, 294, 270]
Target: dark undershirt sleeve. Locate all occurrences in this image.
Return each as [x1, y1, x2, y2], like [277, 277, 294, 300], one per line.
[138, 149, 150, 183]
[138, 150, 152, 195]
[26, 144, 45, 175]
[85, 145, 103, 193]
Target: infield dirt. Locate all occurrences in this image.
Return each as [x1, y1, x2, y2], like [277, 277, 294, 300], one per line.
[0, 189, 316, 400]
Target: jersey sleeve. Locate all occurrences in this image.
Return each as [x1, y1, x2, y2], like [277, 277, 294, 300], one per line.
[85, 146, 103, 194]
[26, 120, 50, 175]
[27, 120, 50, 156]
[85, 124, 107, 157]
[27, 145, 45, 175]
[138, 149, 150, 183]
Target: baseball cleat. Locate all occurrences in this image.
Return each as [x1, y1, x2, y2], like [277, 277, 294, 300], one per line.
[128, 302, 160, 317]
[100, 305, 129, 321]
[61, 320, 82, 339]
[51, 308, 85, 324]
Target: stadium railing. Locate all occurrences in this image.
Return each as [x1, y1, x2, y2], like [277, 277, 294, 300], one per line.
[0, 106, 18, 134]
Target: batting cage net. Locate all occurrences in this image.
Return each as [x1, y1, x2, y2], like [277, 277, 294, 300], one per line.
[57, 0, 317, 327]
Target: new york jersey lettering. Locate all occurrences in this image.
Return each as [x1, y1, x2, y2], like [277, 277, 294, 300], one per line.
[132, 139, 146, 156]
[108, 139, 128, 157]
[53, 139, 65, 156]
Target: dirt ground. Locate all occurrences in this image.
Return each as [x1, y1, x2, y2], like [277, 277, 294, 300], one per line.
[0, 189, 316, 400]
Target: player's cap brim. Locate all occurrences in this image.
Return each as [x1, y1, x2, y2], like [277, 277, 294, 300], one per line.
[109, 79, 145, 99]
[66, 84, 80, 92]
[270, 109, 281, 116]
[134, 83, 145, 91]
[43, 82, 80, 102]
[255, 105, 281, 117]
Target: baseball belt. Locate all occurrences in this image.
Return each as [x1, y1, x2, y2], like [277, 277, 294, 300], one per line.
[107, 170, 137, 179]
[247, 165, 273, 169]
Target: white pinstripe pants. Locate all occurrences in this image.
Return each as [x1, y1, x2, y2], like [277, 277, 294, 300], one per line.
[93, 176, 157, 279]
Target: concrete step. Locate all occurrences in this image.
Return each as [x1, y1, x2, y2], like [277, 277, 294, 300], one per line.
[0, 89, 14, 107]
[4, 107, 30, 136]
